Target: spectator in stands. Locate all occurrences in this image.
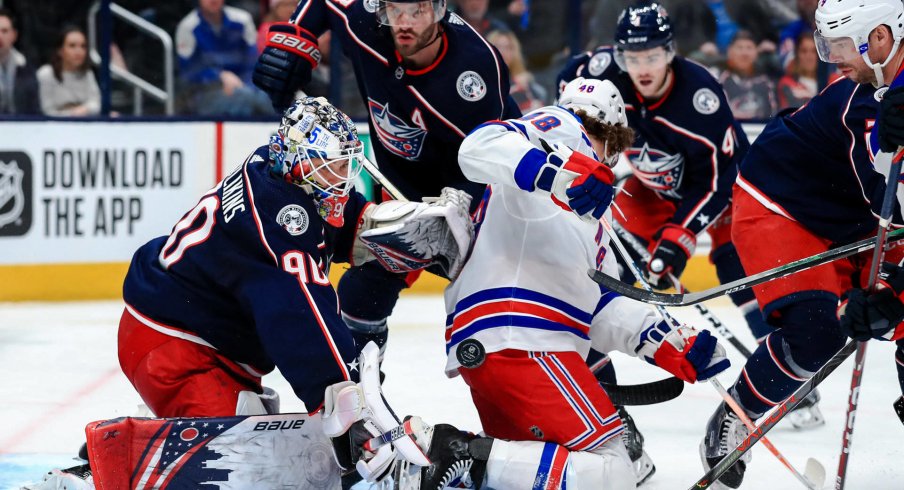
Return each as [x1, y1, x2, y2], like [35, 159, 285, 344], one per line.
[719, 30, 777, 120]
[256, 0, 296, 53]
[778, 0, 817, 69]
[453, 0, 508, 38]
[0, 8, 39, 115]
[36, 26, 100, 116]
[486, 29, 545, 113]
[175, 0, 271, 116]
[776, 30, 837, 110]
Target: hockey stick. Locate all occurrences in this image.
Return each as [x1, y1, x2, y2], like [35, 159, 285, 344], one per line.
[589, 226, 904, 307]
[835, 147, 904, 489]
[710, 378, 825, 489]
[611, 222, 754, 358]
[603, 219, 822, 489]
[691, 340, 858, 490]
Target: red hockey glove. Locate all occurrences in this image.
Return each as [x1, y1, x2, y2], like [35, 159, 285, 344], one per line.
[636, 322, 730, 383]
[532, 143, 615, 222]
[646, 224, 696, 290]
[252, 23, 321, 112]
[838, 262, 904, 341]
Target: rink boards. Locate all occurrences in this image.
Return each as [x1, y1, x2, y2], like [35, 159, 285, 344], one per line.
[0, 120, 764, 301]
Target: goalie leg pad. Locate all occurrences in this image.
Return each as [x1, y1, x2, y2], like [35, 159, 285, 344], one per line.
[85, 413, 340, 489]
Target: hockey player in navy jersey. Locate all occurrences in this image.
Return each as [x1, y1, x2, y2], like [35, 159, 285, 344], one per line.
[699, 0, 904, 487]
[392, 77, 730, 490]
[556, 1, 771, 345]
[117, 96, 475, 485]
[252, 0, 520, 369]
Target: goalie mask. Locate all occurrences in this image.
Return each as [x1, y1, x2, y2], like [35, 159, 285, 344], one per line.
[270, 97, 364, 199]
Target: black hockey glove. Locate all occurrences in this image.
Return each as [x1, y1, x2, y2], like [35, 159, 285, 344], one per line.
[645, 224, 695, 290]
[839, 262, 904, 341]
[252, 23, 321, 113]
[879, 85, 904, 153]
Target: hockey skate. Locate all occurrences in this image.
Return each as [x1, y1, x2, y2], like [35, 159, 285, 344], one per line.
[700, 403, 750, 490]
[617, 406, 656, 486]
[787, 388, 825, 430]
[895, 396, 904, 427]
[395, 423, 490, 490]
[21, 463, 94, 490]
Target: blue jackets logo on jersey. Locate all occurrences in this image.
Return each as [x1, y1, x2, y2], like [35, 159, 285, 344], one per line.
[626, 144, 685, 197]
[456, 71, 487, 101]
[368, 99, 427, 160]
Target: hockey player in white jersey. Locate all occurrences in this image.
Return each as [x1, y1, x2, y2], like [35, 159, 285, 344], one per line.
[399, 78, 731, 489]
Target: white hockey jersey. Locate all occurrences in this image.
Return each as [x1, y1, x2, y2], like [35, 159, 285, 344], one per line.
[444, 106, 662, 375]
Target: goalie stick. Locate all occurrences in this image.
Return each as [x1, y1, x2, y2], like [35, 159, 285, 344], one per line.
[610, 223, 753, 358]
[589, 226, 904, 306]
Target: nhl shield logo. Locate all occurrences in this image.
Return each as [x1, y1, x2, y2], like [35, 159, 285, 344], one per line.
[456, 71, 487, 102]
[0, 153, 32, 236]
[276, 205, 309, 236]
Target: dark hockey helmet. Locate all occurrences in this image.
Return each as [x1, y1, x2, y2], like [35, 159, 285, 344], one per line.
[367, 0, 447, 27]
[614, 1, 675, 70]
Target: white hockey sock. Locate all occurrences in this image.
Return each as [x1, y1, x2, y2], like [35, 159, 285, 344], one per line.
[483, 438, 634, 490]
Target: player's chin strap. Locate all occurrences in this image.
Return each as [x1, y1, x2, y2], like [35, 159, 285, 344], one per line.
[322, 342, 431, 483]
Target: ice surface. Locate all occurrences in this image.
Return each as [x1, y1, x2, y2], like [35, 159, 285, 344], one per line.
[1, 296, 901, 489]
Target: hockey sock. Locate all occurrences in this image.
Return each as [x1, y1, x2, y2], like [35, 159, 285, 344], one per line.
[712, 243, 773, 340]
[586, 349, 617, 385]
[731, 298, 843, 417]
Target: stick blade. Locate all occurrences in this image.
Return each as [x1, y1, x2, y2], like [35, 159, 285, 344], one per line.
[804, 457, 826, 489]
[602, 376, 684, 406]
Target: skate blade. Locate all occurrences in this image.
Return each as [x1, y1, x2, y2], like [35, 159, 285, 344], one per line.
[633, 450, 656, 486]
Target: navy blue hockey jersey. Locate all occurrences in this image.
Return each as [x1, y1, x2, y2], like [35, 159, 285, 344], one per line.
[558, 47, 749, 235]
[737, 75, 903, 244]
[123, 146, 365, 410]
[291, 0, 520, 203]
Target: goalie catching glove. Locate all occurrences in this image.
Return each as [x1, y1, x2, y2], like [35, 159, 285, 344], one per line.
[354, 187, 474, 280]
[635, 322, 730, 383]
[838, 262, 904, 342]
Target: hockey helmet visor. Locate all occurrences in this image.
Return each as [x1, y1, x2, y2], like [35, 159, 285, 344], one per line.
[374, 0, 446, 27]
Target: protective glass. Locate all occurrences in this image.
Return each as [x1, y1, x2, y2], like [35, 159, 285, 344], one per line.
[377, 1, 441, 27]
[814, 32, 864, 63]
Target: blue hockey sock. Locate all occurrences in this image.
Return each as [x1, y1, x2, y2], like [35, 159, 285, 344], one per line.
[586, 348, 617, 384]
[730, 298, 843, 418]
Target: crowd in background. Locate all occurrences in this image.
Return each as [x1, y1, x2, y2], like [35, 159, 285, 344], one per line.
[0, 0, 831, 120]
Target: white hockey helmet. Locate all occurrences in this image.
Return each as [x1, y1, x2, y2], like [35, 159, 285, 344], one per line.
[814, 0, 904, 86]
[558, 77, 628, 127]
[371, 0, 447, 27]
[270, 97, 364, 197]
